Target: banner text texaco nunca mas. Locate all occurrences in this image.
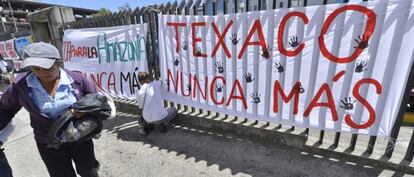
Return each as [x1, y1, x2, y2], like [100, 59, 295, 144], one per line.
[158, 0, 414, 137]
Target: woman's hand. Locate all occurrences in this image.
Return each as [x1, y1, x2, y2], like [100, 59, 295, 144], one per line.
[71, 109, 85, 119]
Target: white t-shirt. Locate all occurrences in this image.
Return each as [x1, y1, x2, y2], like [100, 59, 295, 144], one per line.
[136, 81, 167, 123]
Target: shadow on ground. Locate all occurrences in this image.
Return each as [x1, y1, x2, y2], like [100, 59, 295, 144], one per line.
[99, 112, 394, 177]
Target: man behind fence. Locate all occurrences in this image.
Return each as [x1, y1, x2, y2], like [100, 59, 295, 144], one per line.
[135, 72, 178, 135]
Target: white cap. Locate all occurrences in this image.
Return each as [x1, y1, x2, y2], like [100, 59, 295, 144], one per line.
[23, 42, 61, 69]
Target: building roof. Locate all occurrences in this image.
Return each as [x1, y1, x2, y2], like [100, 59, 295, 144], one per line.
[5, 0, 98, 16]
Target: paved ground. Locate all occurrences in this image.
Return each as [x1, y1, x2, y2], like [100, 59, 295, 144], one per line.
[1, 108, 408, 177]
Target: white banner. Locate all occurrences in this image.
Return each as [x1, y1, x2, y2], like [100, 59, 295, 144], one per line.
[0, 41, 10, 60]
[158, 0, 414, 137]
[5, 39, 19, 60]
[63, 24, 149, 99]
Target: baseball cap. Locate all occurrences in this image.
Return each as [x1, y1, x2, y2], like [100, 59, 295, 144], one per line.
[23, 42, 61, 69]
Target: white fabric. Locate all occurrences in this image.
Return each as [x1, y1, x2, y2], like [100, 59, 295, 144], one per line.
[1, 39, 19, 60]
[158, 0, 414, 137]
[0, 60, 7, 73]
[0, 121, 15, 143]
[136, 81, 167, 123]
[63, 24, 149, 100]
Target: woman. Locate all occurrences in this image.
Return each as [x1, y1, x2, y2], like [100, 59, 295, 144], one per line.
[0, 42, 100, 177]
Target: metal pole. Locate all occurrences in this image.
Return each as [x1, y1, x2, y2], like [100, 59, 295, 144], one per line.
[234, 0, 238, 13]
[0, 14, 6, 32]
[7, 0, 18, 32]
[58, 6, 66, 37]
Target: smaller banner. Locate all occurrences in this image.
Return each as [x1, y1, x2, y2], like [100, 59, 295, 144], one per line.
[63, 24, 149, 99]
[0, 42, 10, 59]
[5, 39, 19, 60]
[14, 36, 33, 58]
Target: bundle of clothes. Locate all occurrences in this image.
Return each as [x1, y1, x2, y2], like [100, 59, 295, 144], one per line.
[47, 93, 117, 149]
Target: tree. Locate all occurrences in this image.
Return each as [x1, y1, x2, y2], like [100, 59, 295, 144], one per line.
[118, 3, 131, 12]
[91, 8, 111, 17]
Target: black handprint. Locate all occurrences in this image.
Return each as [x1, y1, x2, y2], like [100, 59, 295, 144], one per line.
[261, 45, 273, 58]
[173, 57, 180, 66]
[251, 92, 261, 104]
[215, 61, 224, 74]
[340, 97, 356, 110]
[288, 36, 301, 48]
[354, 35, 369, 49]
[229, 33, 240, 45]
[181, 41, 188, 51]
[186, 84, 191, 92]
[355, 61, 368, 73]
[294, 83, 305, 94]
[274, 62, 284, 73]
[196, 47, 202, 56]
[215, 83, 224, 92]
[244, 72, 254, 83]
[165, 79, 170, 87]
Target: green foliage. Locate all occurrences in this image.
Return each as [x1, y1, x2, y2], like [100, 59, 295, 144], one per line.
[91, 8, 111, 17]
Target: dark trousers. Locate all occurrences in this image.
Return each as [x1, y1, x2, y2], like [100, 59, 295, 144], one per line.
[0, 148, 12, 177]
[36, 139, 100, 177]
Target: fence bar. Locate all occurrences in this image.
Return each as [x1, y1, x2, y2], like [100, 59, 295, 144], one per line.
[153, 6, 162, 79]
[240, 0, 250, 124]
[234, 0, 238, 13]
[246, 0, 249, 12]
[385, 51, 414, 158]
[349, 2, 370, 151]
[173, 1, 184, 111]
[405, 57, 414, 161]
[258, 0, 262, 10]
[349, 133, 358, 151]
[223, 0, 227, 14]
[170, 1, 182, 110]
[144, 8, 158, 81]
[177, 0, 185, 14]
[164, 2, 177, 109]
[303, 0, 310, 136]
[181, 0, 192, 112]
[315, 0, 330, 145]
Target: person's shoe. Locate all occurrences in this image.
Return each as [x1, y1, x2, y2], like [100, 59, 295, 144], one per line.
[137, 126, 148, 136]
[158, 123, 168, 133]
[145, 123, 155, 132]
[138, 123, 154, 136]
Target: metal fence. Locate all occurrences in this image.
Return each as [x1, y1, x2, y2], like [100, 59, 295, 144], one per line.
[63, 0, 414, 170]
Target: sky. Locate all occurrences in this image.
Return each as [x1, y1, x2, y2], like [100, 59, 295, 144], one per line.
[40, 0, 172, 12]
